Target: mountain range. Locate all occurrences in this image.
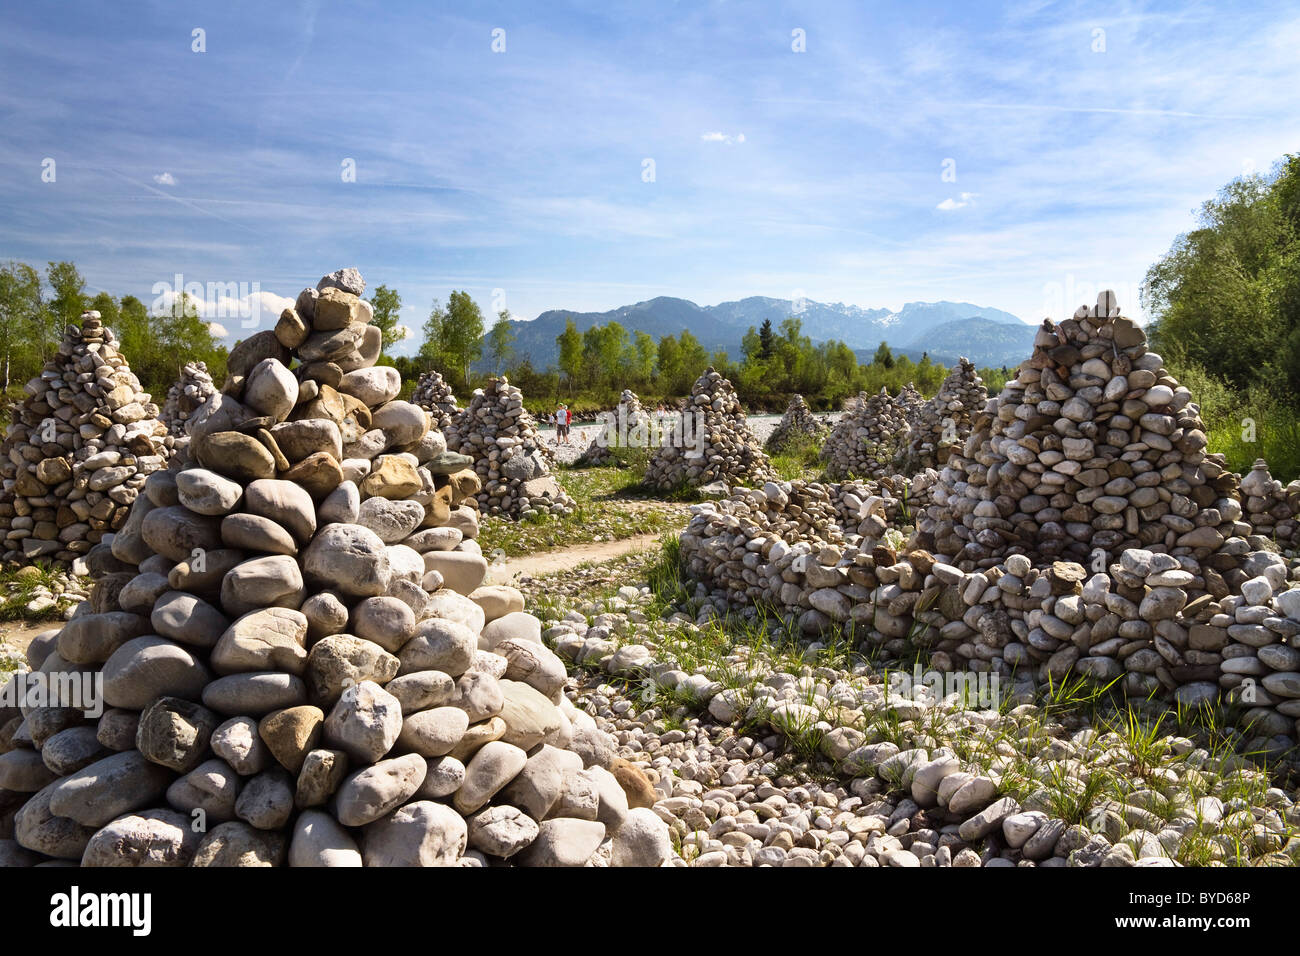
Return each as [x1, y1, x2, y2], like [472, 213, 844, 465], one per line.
[495, 296, 1038, 371]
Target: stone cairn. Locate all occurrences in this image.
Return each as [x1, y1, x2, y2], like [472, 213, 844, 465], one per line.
[576, 389, 654, 467]
[899, 359, 988, 473]
[444, 377, 575, 520]
[161, 361, 218, 452]
[764, 394, 828, 455]
[1239, 460, 1300, 552]
[643, 368, 775, 493]
[0, 268, 667, 868]
[820, 387, 913, 480]
[919, 292, 1234, 569]
[0, 316, 171, 565]
[676, 295, 1300, 751]
[411, 371, 461, 433]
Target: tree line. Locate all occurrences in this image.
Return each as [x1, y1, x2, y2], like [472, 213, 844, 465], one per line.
[396, 291, 1011, 413]
[0, 260, 229, 402]
[1143, 152, 1300, 478]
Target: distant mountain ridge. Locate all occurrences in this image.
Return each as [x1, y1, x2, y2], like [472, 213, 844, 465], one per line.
[493, 295, 1035, 371]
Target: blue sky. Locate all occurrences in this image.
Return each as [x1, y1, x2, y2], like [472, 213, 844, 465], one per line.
[1, 0, 1298, 357]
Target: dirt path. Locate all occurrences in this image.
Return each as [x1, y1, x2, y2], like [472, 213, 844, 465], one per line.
[1, 620, 58, 656]
[486, 533, 662, 584]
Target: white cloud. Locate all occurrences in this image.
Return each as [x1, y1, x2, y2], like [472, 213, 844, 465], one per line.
[152, 172, 177, 186]
[394, 324, 412, 341]
[151, 289, 294, 336]
[701, 131, 745, 145]
[936, 191, 978, 211]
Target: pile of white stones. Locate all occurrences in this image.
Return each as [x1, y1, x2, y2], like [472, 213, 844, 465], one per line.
[765, 394, 828, 455]
[644, 369, 775, 493]
[576, 389, 655, 467]
[161, 361, 217, 452]
[900, 360, 988, 473]
[411, 371, 461, 433]
[0, 268, 669, 868]
[546, 587, 1297, 867]
[673, 296, 1300, 747]
[443, 377, 574, 520]
[0, 316, 171, 565]
[821, 388, 913, 480]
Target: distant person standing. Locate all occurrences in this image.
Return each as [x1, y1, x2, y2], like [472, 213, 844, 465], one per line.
[557, 403, 568, 443]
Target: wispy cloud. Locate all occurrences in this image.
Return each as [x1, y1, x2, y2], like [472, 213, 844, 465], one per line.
[152, 172, 176, 186]
[701, 131, 745, 145]
[937, 192, 978, 211]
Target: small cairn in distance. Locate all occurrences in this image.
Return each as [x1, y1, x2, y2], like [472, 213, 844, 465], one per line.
[765, 393, 828, 455]
[411, 370, 461, 432]
[161, 361, 218, 456]
[576, 389, 656, 467]
[445, 377, 575, 520]
[899, 359, 988, 473]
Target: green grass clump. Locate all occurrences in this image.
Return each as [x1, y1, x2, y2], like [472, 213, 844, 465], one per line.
[0, 564, 77, 622]
[769, 433, 824, 481]
[475, 467, 688, 558]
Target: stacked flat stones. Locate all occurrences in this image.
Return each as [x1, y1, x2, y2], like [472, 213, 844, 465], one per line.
[160, 361, 217, 460]
[411, 371, 461, 433]
[678, 476, 925, 628]
[897, 382, 925, 421]
[0, 315, 170, 565]
[444, 377, 574, 520]
[576, 389, 653, 466]
[918, 293, 1234, 569]
[765, 394, 828, 454]
[900, 360, 988, 473]
[1239, 460, 1300, 552]
[0, 268, 666, 868]
[821, 388, 913, 480]
[643, 368, 775, 492]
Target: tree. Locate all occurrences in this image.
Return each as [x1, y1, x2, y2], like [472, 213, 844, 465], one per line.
[89, 291, 120, 330]
[116, 295, 153, 379]
[418, 298, 448, 371]
[675, 330, 708, 391]
[632, 331, 656, 387]
[1144, 155, 1300, 397]
[45, 261, 86, 328]
[487, 309, 515, 375]
[367, 284, 408, 358]
[556, 318, 582, 393]
[758, 318, 775, 359]
[439, 291, 485, 388]
[656, 334, 681, 392]
[873, 342, 895, 369]
[0, 261, 42, 391]
[157, 291, 225, 387]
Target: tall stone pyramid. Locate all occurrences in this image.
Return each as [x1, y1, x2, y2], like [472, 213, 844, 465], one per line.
[643, 369, 774, 492]
[917, 292, 1240, 568]
[0, 269, 668, 868]
[0, 315, 171, 565]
